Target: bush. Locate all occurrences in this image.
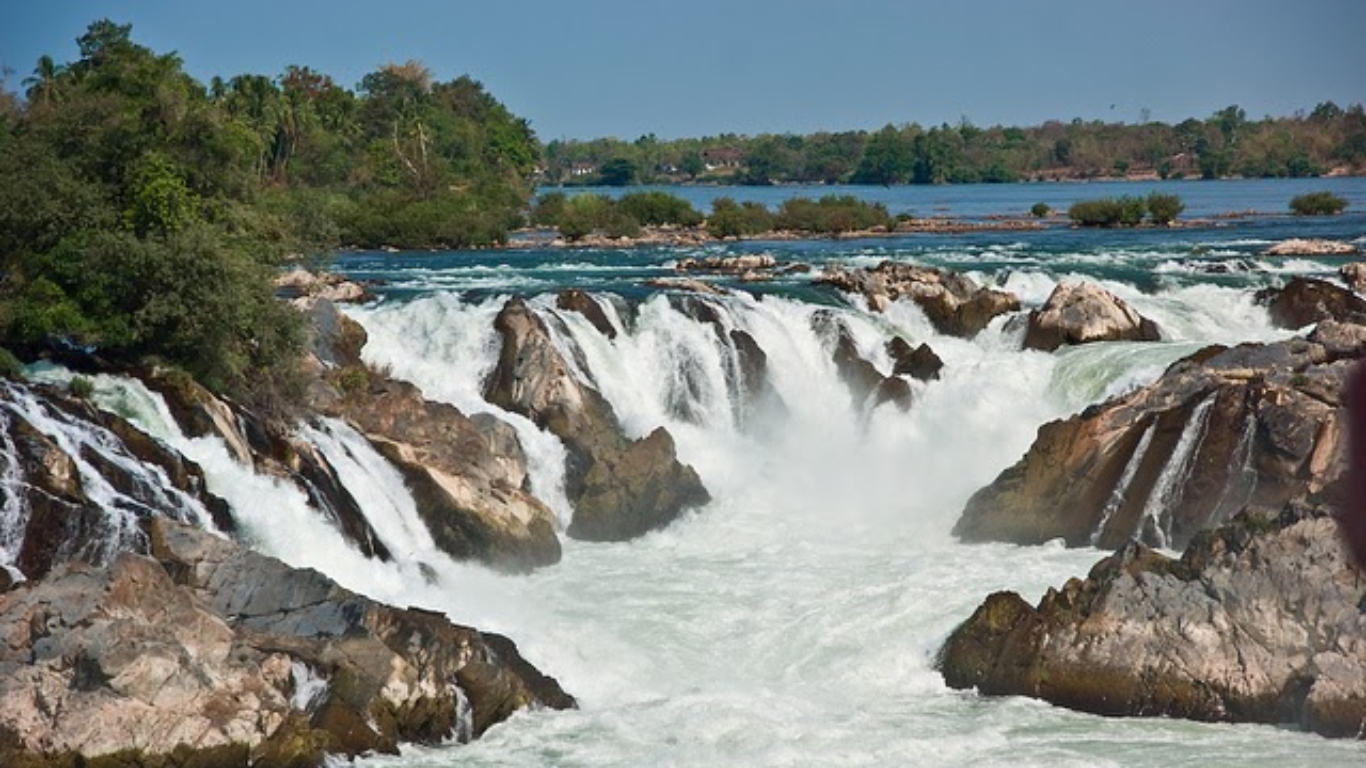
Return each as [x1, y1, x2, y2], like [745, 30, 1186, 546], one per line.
[68, 375, 95, 399]
[706, 197, 774, 239]
[774, 195, 893, 234]
[0, 347, 24, 380]
[1068, 196, 1147, 227]
[1030, 202, 1051, 218]
[1145, 193, 1185, 225]
[529, 191, 568, 227]
[1289, 191, 1347, 216]
[616, 191, 703, 227]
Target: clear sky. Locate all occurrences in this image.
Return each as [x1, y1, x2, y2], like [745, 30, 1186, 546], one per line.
[3, 1, 1364, 142]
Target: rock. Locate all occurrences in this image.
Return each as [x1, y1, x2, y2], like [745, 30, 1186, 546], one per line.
[557, 289, 618, 339]
[0, 519, 574, 767]
[1342, 262, 1366, 293]
[816, 262, 1019, 337]
[645, 277, 729, 295]
[334, 377, 561, 573]
[1256, 277, 1366, 329]
[814, 313, 913, 411]
[306, 298, 369, 369]
[954, 335, 1354, 551]
[886, 337, 943, 381]
[1023, 282, 1162, 352]
[670, 295, 787, 429]
[142, 369, 392, 562]
[1262, 238, 1359, 256]
[275, 268, 375, 306]
[484, 298, 710, 541]
[938, 502, 1366, 738]
[0, 382, 231, 581]
[675, 253, 777, 272]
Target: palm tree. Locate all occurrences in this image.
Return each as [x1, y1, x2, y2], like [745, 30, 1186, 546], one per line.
[22, 54, 66, 106]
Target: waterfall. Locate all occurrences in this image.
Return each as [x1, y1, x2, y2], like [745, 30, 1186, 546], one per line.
[0, 407, 29, 571]
[0, 380, 218, 572]
[1091, 420, 1157, 546]
[1138, 393, 1218, 549]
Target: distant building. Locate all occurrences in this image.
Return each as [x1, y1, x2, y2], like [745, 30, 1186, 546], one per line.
[702, 147, 744, 171]
[569, 162, 597, 177]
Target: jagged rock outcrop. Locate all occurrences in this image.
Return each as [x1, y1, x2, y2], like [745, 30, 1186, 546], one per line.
[142, 369, 393, 562]
[330, 377, 561, 573]
[484, 297, 710, 541]
[0, 518, 574, 767]
[672, 295, 787, 429]
[1256, 276, 1366, 329]
[0, 382, 230, 582]
[814, 313, 913, 412]
[1023, 282, 1162, 352]
[557, 289, 618, 339]
[938, 502, 1366, 738]
[1342, 262, 1366, 293]
[886, 336, 943, 381]
[1262, 238, 1359, 256]
[645, 277, 729, 295]
[816, 262, 1019, 337]
[954, 328, 1360, 551]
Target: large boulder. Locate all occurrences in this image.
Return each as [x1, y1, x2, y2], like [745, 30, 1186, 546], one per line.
[0, 519, 574, 767]
[1255, 276, 1366, 329]
[1023, 282, 1161, 352]
[1262, 238, 1359, 256]
[816, 262, 1019, 337]
[0, 382, 230, 582]
[1342, 262, 1366, 293]
[484, 297, 710, 541]
[333, 376, 562, 573]
[954, 331, 1359, 551]
[938, 502, 1366, 738]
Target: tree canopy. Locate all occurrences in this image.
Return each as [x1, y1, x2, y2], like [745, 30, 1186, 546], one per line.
[0, 19, 541, 407]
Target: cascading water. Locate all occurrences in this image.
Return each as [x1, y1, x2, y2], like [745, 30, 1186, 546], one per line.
[0, 379, 218, 573]
[15, 191, 1365, 767]
[1139, 392, 1218, 550]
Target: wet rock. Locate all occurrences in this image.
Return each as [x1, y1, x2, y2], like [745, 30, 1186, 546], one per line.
[484, 297, 710, 541]
[938, 502, 1366, 738]
[954, 335, 1354, 551]
[275, 268, 375, 306]
[886, 337, 943, 381]
[557, 289, 618, 339]
[675, 253, 777, 272]
[816, 262, 1019, 337]
[336, 377, 561, 573]
[1023, 282, 1162, 352]
[1262, 238, 1359, 256]
[0, 519, 574, 767]
[645, 277, 729, 295]
[1255, 276, 1366, 329]
[814, 313, 913, 411]
[0, 382, 231, 581]
[1342, 262, 1366, 293]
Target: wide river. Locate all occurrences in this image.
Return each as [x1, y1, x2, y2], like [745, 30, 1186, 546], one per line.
[157, 179, 1366, 766]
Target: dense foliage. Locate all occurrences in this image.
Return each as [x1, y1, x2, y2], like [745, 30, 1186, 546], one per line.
[1289, 190, 1348, 216]
[0, 20, 539, 405]
[1067, 193, 1185, 227]
[541, 104, 1366, 187]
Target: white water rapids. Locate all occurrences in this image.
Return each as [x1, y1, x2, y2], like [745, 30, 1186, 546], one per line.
[36, 273, 1364, 766]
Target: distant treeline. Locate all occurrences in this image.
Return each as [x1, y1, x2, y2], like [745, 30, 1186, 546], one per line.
[542, 104, 1366, 186]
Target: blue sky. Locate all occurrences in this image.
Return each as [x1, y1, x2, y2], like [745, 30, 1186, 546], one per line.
[4, 1, 1364, 141]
